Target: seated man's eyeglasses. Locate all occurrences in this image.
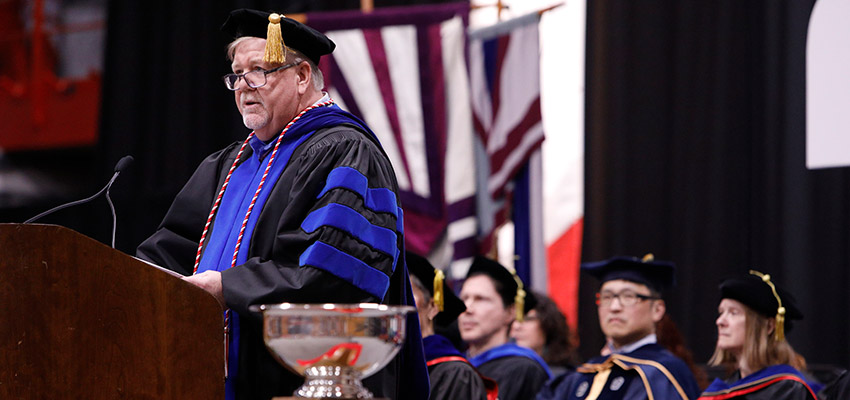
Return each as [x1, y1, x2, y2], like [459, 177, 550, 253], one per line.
[596, 290, 659, 307]
[223, 62, 298, 91]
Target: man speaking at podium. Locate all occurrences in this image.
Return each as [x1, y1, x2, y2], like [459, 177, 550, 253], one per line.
[136, 9, 428, 400]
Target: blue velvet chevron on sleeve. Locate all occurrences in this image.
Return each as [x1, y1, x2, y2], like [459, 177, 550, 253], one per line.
[299, 166, 401, 299]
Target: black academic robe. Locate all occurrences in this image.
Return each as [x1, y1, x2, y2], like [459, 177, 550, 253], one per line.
[470, 343, 551, 400]
[137, 120, 427, 400]
[537, 343, 700, 400]
[819, 369, 850, 400]
[698, 364, 817, 400]
[424, 335, 488, 400]
[429, 359, 488, 400]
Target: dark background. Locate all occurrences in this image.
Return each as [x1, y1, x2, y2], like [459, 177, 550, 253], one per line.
[3, 0, 848, 376]
[581, 0, 850, 374]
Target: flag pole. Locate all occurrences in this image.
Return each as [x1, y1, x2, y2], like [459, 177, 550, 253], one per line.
[537, 2, 565, 16]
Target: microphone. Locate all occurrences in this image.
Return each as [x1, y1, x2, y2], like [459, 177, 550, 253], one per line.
[24, 155, 134, 248]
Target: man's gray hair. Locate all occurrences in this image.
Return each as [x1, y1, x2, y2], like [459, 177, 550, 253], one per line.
[226, 37, 325, 91]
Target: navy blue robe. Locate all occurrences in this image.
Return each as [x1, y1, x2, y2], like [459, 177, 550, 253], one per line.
[537, 343, 700, 400]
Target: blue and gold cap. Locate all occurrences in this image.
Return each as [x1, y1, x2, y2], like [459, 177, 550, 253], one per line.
[581, 253, 675, 294]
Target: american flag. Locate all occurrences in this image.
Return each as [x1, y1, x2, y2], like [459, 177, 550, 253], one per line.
[468, 12, 546, 278]
[470, 8, 584, 327]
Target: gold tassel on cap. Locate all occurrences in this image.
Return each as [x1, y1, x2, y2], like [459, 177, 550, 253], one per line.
[512, 271, 526, 322]
[264, 13, 286, 64]
[749, 270, 785, 342]
[433, 269, 445, 312]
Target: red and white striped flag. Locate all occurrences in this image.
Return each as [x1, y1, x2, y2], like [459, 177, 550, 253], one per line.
[469, 5, 585, 327]
[468, 14, 545, 269]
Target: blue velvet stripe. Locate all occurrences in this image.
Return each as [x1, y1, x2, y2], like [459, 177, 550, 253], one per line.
[396, 206, 404, 235]
[392, 207, 404, 273]
[300, 241, 390, 299]
[301, 203, 397, 256]
[423, 334, 464, 361]
[317, 167, 398, 215]
[469, 342, 553, 379]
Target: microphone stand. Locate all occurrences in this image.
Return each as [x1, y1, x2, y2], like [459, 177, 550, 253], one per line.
[24, 156, 133, 249]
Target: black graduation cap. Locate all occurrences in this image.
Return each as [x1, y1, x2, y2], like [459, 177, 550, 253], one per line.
[581, 253, 675, 294]
[406, 251, 465, 327]
[221, 8, 335, 65]
[719, 270, 803, 341]
[523, 290, 539, 315]
[465, 256, 537, 321]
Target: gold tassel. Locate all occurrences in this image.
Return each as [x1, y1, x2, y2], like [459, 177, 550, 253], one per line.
[433, 269, 445, 312]
[515, 287, 526, 322]
[512, 271, 526, 322]
[750, 270, 786, 342]
[264, 13, 286, 64]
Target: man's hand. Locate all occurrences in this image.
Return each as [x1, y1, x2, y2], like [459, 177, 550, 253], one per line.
[183, 271, 225, 309]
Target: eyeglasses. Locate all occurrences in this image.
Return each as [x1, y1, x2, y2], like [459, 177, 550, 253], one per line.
[596, 290, 659, 308]
[223, 62, 298, 91]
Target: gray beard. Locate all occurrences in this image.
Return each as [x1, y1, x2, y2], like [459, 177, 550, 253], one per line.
[242, 113, 268, 131]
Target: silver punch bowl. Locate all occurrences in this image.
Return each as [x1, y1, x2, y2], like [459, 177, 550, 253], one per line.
[251, 303, 415, 399]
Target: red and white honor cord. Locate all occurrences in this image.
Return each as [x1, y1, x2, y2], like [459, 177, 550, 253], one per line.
[191, 100, 335, 377]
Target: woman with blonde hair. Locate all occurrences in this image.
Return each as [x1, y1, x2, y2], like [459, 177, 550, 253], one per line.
[698, 271, 817, 400]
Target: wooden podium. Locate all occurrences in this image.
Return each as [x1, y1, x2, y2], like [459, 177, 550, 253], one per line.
[0, 224, 224, 399]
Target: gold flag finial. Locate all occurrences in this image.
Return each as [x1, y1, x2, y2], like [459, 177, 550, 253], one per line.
[264, 13, 286, 64]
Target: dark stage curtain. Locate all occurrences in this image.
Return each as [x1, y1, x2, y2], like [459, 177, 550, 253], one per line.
[581, 0, 850, 374]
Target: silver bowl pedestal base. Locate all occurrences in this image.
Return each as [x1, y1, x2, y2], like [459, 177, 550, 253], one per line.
[296, 366, 372, 399]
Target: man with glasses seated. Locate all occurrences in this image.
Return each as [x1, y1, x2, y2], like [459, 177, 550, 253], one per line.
[538, 254, 700, 400]
[136, 9, 427, 400]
